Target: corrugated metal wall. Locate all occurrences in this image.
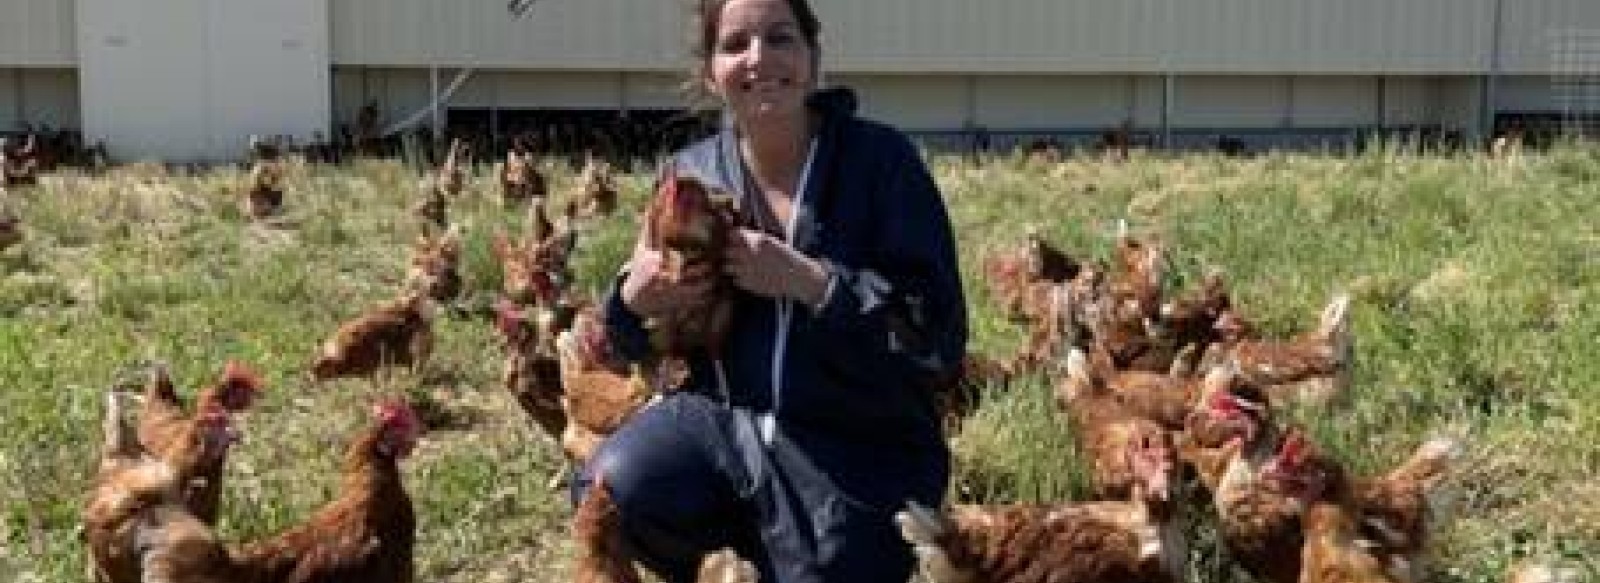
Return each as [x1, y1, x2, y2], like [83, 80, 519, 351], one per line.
[0, 0, 75, 66]
[325, 0, 1548, 75]
[0, 0, 1594, 76]
[329, 0, 684, 69]
[1501, 0, 1600, 74]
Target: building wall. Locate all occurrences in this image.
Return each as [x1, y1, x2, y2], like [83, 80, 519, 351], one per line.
[331, 69, 1486, 139]
[326, 0, 1545, 75]
[1501, 0, 1600, 74]
[330, 0, 683, 70]
[0, 69, 79, 130]
[78, 0, 329, 161]
[832, 75, 968, 131]
[0, 0, 75, 66]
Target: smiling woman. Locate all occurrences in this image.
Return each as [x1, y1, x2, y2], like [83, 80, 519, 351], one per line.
[567, 0, 970, 582]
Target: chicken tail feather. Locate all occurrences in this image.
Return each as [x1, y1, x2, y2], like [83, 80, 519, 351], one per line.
[895, 501, 964, 583]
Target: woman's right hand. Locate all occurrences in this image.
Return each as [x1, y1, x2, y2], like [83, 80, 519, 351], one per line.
[620, 246, 717, 320]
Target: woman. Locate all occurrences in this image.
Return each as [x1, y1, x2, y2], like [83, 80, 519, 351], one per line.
[576, 1, 968, 581]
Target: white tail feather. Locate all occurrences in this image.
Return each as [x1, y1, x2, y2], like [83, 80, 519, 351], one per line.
[896, 501, 962, 583]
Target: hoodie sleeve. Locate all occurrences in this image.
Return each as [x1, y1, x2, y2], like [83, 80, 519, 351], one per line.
[807, 131, 968, 387]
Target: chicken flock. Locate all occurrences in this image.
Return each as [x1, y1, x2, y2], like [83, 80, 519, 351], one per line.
[59, 148, 1550, 583]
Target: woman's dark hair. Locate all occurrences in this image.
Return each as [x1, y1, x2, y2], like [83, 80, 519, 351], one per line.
[686, 0, 821, 108]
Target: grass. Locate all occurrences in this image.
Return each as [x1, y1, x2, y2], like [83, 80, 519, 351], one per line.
[1, 144, 1596, 581]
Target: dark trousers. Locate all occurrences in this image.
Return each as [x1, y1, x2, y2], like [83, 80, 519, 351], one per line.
[573, 392, 930, 583]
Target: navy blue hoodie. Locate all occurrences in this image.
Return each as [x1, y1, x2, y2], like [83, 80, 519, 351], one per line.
[603, 86, 967, 510]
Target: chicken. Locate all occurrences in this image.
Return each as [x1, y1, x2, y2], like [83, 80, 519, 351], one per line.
[1345, 437, 1461, 582]
[1, 134, 42, 187]
[1210, 421, 1309, 583]
[500, 137, 547, 204]
[495, 298, 567, 440]
[124, 503, 242, 583]
[1268, 431, 1409, 583]
[310, 291, 434, 380]
[573, 153, 619, 219]
[556, 307, 655, 465]
[643, 169, 739, 359]
[1178, 387, 1269, 493]
[1153, 269, 1231, 355]
[137, 361, 263, 525]
[1206, 294, 1353, 407]
[404, 230, 463, 303]
[1108, 229, 1165, 325]
[981, 232, 1079, 324]
[242, 138, 286, 220]
[1219, 428, 1460, 583]
[1299, 499, 1402, 583]
[411, 180, 449, 235]
[1083, 230, 1176, 373]
[85, 391, 228, 583]
[0, 196, 20, 250]
[1054, 348, 1176, 500]
[896, 430, 1185, 583]
[1091, 347, 1233, 431]
[228, 399, 420, 583]
[572, 478, 645, 583]
[493, 213, 575, 308]
[436, 138, 469, 197]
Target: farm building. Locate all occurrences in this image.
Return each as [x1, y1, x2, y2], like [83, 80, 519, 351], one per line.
[1, 0, 1598, 160]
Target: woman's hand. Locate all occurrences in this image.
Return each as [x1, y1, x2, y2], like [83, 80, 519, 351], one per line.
[724, 228, 832, 309]
[620, 246, 718, 319]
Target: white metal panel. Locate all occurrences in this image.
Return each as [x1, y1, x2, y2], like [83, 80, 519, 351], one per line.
[0, 0, 76, 66]
[78, 0, 209, 160]
[1291, 77, 1377, 127]
[18, 68, 78, 129]
[79, 0, 328, 161]
[1173, 76, 1289, 128]
[833, 75, 967, 131]
[203, 0, 330, 155]
[975, 76, 1134, 129]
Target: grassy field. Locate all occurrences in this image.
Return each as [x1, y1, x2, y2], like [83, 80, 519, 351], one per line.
[0, 144, 1595, 582]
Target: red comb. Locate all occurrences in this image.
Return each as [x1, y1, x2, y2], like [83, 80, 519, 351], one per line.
[372, 399, 419, 430]
[1208, 389, 1240, 411]
[1280, 430, 1310, 462]
[495, 298, 525, 332]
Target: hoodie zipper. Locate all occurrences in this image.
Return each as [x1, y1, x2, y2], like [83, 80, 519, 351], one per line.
[760, 137, 820, 445]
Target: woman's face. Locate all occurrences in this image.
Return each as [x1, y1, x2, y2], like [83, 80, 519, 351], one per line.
[704, 0, 816, 125]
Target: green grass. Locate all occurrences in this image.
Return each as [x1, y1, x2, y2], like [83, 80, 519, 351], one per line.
[1, 146, 1596, 581]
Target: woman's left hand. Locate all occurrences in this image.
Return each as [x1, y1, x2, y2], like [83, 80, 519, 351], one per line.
[724, 228, 832, 308]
